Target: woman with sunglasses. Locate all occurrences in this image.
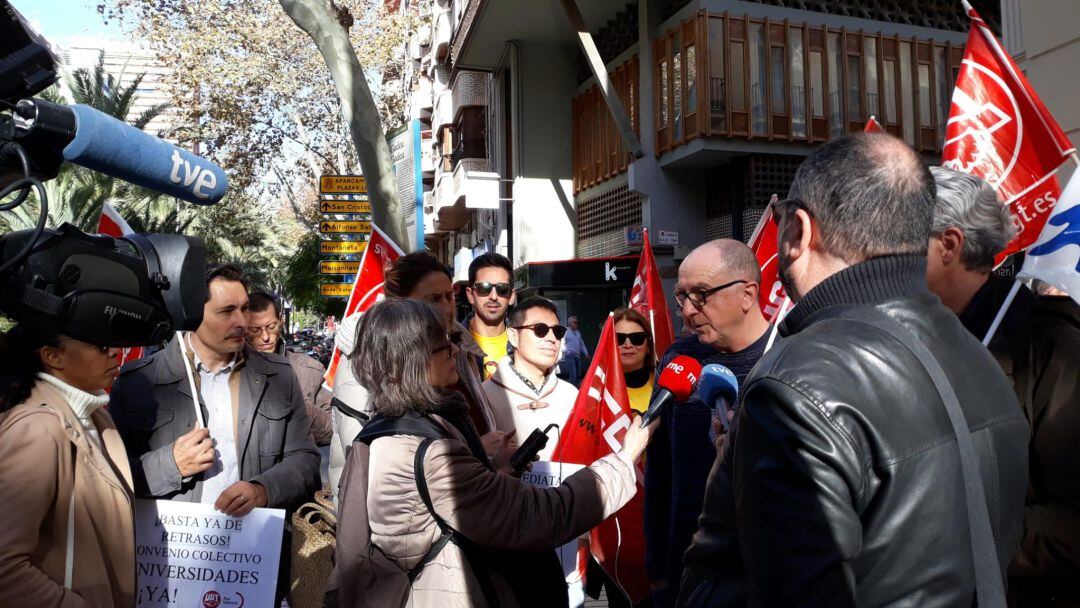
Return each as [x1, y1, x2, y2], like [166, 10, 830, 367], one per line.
[335, 299, 658, 607]
[0, 325, 134, 606]
[612, 308, 656, 416]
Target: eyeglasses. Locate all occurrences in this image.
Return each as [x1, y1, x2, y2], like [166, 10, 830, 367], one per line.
[247, 322, 281, 337]
[57, 341, 111, 354]
[616, 332, 649, 346]
[471, 281, 513, 298]
[432, 335, 459, 359]
[513, 323, 567, 340]
[770, 197, 809, 225]
[673, 279, 750, 309]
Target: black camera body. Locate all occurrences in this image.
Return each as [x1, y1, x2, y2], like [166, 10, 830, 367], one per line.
[0, 1, 208, 346]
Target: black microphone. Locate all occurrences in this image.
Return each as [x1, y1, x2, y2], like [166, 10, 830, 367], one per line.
[639, 355, 702, 427]
[509, 423, 558, 476]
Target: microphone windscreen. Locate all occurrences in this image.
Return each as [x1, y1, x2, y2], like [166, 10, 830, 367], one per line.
[699, 364, 739, 405]
[657, 354, 702, 402]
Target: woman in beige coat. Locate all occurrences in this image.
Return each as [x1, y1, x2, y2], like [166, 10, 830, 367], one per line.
[0, 325, 135, 607]
[335, 299, 657, 607]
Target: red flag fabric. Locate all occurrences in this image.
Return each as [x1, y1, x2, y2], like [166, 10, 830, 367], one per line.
[323, 224, 404, 389]
[97, 203, 144, 367]
[628, 229, 675, 357]
[864, 116, 886, 133]
[747, 197, 789, 322]
[942, 3, 1075, 261]
[553, 316, 649, 602]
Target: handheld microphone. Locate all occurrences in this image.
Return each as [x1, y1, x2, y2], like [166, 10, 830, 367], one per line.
[699, 364, 739, 433]
[13, 99, 228, 204]
[639, 355, 702, 427]
[509, 423, 558, 476]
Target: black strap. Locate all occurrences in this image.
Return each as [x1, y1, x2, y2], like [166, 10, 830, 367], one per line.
[843, 308, 1006, 607]
[408, 437, 454, 582]
[331, 396, 370, 424]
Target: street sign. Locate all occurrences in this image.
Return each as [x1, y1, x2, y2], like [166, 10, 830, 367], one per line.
[319, 220, 372, 234]
[320, 283, 352, 297]
[657, 230, 680, 246]
[319, 199, 372, 214]
[320, 175, 366, 194]
[624, 225, 644, 247]
[319, 260, 361, 275]
[320, 241, 368, 254]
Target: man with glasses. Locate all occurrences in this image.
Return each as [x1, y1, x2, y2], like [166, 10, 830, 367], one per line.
[644, 239, 770, 607]
[481, 295, 585, 606]
[246, 292, 332, 447]
[465, 252, 517, 379]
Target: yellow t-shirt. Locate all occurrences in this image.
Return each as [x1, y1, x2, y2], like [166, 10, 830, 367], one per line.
[471, 331, 509, 379]
[627, 375, 654, 414]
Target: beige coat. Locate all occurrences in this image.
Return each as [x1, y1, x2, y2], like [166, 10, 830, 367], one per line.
[340, 413, 638, 607]
[482, 357, 579, 460]
[0, 381, 135, 607]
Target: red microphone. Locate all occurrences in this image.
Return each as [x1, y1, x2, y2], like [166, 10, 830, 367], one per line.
[639, 355, 702, 426]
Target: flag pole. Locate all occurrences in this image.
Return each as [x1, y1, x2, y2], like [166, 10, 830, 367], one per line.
[175, 331, 206, 428]
[764, 297, 791, 353]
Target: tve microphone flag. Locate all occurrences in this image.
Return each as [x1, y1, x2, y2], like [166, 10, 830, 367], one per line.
[553, 315, 649, 603]
[96, 203, 144, 368]
[323, 223, 404, 390]
[747, 196, 789, 322]
[943, 1, 1075, 263]
[629, 228, 675, 358]
[1019, 169, 1080, 306]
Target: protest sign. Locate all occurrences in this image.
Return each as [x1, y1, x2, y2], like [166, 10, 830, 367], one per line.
[134, 499, 285, 607]
[521, 461, 585, 489]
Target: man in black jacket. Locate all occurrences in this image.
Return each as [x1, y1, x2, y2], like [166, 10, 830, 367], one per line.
[679, 133, 1029, 607]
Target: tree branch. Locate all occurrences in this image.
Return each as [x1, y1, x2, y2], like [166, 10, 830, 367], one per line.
[272, 163, 319, 235]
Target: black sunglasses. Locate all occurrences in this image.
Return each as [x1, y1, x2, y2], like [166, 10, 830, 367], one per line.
[616, 332, 649, 346]
[471, 281, 513, 298]
[514, 323, 567, 340]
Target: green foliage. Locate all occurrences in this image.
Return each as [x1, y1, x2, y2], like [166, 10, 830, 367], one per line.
[283, 232, 345, 318]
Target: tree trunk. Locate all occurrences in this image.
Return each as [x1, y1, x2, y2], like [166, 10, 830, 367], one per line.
[278, 0, 411, 251]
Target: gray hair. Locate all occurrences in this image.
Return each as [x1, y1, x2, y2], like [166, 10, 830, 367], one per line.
[788, 133, 935, 262]
[929, 166, 1015, 272]
[352, 299, 446, 417]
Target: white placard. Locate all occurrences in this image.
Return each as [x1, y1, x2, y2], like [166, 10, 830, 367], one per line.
[521, 460, 585, 488]
[134, 499, 285, 607]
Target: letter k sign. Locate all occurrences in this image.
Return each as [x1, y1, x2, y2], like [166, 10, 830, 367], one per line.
[604, 262, 617, 282]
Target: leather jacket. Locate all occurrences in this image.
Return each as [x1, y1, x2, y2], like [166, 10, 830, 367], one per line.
[679, 255, 1029, 607]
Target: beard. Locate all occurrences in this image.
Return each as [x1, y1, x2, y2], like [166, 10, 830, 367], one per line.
[777, 246, 802, 303]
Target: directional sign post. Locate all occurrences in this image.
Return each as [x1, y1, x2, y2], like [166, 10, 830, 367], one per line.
[320, 241, 368, 255]
[319, 199, 372, 214]
[319, 260, 362, 275]
[319, 220, 372, 234]
[319, 175, 367, 194]
[320, 283, 353, 297]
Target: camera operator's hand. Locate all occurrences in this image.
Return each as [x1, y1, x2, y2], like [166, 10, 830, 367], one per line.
[173, 427, 215, 478]
[620, 414, 659, 463]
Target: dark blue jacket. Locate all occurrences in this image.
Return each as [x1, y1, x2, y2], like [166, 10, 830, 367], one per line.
[644, 332, 768, 604]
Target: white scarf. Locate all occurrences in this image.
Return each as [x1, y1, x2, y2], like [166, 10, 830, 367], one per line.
[38, 373, 110, 448]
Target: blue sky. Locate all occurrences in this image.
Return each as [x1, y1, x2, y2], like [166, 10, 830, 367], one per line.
[13, 0, 125, 47]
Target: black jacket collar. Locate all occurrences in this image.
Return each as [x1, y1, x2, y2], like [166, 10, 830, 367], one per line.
[780, 254, 929, 337]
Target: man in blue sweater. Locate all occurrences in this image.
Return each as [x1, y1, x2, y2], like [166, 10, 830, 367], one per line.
[645, 239, 771, 607]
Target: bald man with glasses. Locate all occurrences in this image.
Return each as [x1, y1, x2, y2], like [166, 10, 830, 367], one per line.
[644, 238, 771, 607]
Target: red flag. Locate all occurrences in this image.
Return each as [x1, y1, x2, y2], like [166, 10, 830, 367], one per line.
[629, 229, 675, 356]
[323, 224, 404, 389]
[942, 2, 1074, 262]
[553, 316, 649, 602]
[864, 116, 886, 133]
[747, 197, 789, 322]
[97, 203, 145, 367]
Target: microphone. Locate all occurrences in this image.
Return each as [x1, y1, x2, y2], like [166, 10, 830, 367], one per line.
[639, 355, 702, 427]
[699, 364, 739, 433]
[14, 99, 228, 204]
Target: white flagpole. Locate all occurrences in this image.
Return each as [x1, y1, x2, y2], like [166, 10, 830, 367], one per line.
[981, 281, 1021, 346]
[764, 297, 791, 353]
[176, 331, 206, 428]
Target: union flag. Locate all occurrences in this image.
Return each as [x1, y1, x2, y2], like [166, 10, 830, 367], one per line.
[864, 115, 886, 133]
[323, 224, 404, 389]
[747, 196, 789, 322]
[553, 315, 649, 603]
[942, 2, 1074, 261]
[629, 229, 675, 357]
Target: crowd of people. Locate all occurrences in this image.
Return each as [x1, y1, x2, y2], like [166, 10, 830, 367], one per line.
[0, 132, 1076, 607]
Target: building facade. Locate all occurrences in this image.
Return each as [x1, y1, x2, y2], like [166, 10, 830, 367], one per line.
[405, 0, 1000, 286]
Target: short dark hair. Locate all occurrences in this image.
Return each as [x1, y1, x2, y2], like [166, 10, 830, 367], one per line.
[787, 133, 935, 262]
[353, 299, 447, 417]
[508, 296, 559, 327]
[248, 292, 280, 316]
[468, 252, 513, 285]
[205, 263, 249, 296]
[385, 251, 451, 298]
